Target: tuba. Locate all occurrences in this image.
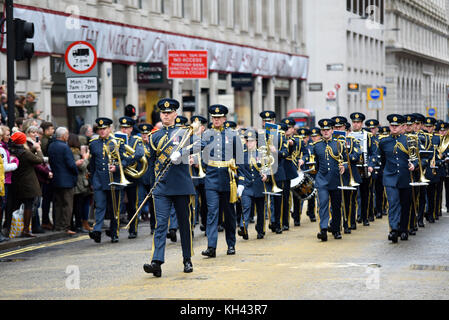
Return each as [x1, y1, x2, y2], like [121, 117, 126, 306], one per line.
[257, 144, 283, 196]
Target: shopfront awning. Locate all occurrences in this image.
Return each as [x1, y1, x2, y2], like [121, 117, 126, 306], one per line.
[1, 4, 308, 80]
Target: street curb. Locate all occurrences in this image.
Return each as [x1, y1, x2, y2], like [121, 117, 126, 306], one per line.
[0, 232, 73, 252]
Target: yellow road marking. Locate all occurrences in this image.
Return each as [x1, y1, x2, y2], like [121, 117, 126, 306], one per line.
[0, 236, 89, 259]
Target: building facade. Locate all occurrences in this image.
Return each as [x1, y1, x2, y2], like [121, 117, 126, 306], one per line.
[384, 0, 449, 121]
[0, 0, 309, 132]
[304, 0, 386, 122]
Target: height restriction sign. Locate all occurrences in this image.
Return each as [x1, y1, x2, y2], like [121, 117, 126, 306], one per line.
[65, 41, 98, 76]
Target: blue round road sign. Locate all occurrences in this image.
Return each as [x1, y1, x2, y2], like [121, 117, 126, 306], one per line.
[428, 108, 436, 117]
[370, 89, 381, 100]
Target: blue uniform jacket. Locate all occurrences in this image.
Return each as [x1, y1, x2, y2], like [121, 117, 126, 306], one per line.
[148, 125, 196, 196]
[239, 149, 266, 198]
[307, 138, 348, 191]
[378, 134, 418, 189]
[201, 127, 244, 192]
[48, 140, 78, 189]
[88, 134, 133, 192]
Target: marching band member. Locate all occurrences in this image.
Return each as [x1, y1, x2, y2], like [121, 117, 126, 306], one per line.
[118, 116, 145, 239]
[88, 118, 132, 244]
[365, 119, 382, 220]
[350, 112, 376, 227]
[378, 115, 418, 242]
[291, 127, 310, 226]
[423, 117, 440, 224]
[304, 127, 322, 223]
[138, 123, 156, 234]
[143, 99, 197, 277]
[305, 119, 347, 242]
[237, 129, 267, 240]
[332, 116, 362, 235]
[259, 111, 289, 235]
[280, 118, 300, 231]
[201, 105, 244, 258]
[190, 115, 208, 233]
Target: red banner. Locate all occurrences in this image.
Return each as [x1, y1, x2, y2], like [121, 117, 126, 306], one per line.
[168, 50, 208, 79]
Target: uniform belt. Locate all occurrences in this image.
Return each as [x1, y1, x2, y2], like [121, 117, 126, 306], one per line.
[208, 160, 234, 168]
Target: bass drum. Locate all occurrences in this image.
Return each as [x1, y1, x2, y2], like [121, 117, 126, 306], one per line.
[291, 171, 316, 201]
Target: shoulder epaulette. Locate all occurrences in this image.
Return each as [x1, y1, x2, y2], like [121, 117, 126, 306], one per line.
[312, 139, 323, 145]
[89, 137, 99, 144]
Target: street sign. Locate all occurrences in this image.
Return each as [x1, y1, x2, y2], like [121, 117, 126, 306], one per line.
[66, 77, 98, 92]
[348, 83, 359, 92]
[168, 50, 208, 79]
[64, 41, 97, 76]
[67, 92, 98, 107]
[367, 87, 384, 110]
[327, 64, 344, 71]
[427, 107, 437, 118]
[308, 83, 323, 91]
[326, 90, 337, 101]
[137, 62, 164, 84]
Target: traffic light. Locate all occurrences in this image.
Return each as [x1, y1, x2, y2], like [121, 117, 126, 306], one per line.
[14, 18, 34, 61]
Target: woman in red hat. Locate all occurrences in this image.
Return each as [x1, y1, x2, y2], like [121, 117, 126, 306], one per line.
[8, 131, 44, 237]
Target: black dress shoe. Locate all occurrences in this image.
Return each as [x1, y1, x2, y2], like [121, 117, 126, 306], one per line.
[168, 229, 177, 242]
[218, 225, 224, 232]
[111, 234, 119, 243]
[143, 261, 162, 277]
[400, 232, 408, 241]
[368, 216, 375, 222]
[128, 232, 138, 239]
[333, 232, 342, 239]
[275, 228, 283, 234]
[294, 221, 301, 227]
[408, 229, 416, 236]
[388, 230, 398, 243]
[238, 227, 248, 240]
[257, 233, 264, 239]
[227, 247, 236, 255]
[317, 229, 328, 242]
[363, 220, 370, 226]
[282, 225, 289, 231]
[418, 221, 425, 228]
[89, 231, 101, 243]
[350, 224, 357, 230]
[344, 228, 351, 234]
[105, 229, 112, 238]
[376, 213, 382, 219]
[356, 217, 362, 224]
[183, 259, 193, 273]
[201, 247, 216, 258]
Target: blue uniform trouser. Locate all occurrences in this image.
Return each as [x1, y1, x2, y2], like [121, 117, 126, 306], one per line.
[385, 186, 411, 233]
[271, 181, 284, 229]
[317, 187, 342, 232]
[282, 181, 291, 228]
[168, 204, 178, 230]
[240, 195, 265, 235]
[93, 189, 120, 236]
[205, 189, 236, 249]
[151, 195, 193, 264]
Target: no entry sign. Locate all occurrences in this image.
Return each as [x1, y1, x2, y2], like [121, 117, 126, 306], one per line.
[168, 50, 208, 79]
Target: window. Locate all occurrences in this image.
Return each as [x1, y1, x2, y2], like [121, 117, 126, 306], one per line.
[16, 59, 31, 80]
[161, 0, 165, 14]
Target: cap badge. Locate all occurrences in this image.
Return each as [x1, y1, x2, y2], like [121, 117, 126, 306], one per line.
[265, 112, 270, 118]
[122, 119, 126, 123]
[336, 118, 340, 123]
[176, 118, 180, 123]
[215, 107, 220, 113]
[393, 117, 398, 122]
[143, 126, 147, 130]
[164, 101, 170, 108]
[323, 121, 328, 126]
[355, 114, 359, 119]
[99, 120, 104, 125]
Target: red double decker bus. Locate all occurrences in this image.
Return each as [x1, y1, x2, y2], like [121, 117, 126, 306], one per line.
[287, 109, 315, 128]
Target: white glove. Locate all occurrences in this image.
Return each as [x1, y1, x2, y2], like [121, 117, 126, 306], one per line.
[170, 151, 182, 164]
[237, 185, 245, 197]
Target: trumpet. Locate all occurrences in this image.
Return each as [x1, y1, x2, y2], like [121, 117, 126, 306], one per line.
[191, 152, 206, 179]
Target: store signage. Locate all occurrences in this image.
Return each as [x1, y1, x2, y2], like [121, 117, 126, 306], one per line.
[137, 62, 164, 84]
[231, 73, 254, 89]
[308, 83, 323, 91]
